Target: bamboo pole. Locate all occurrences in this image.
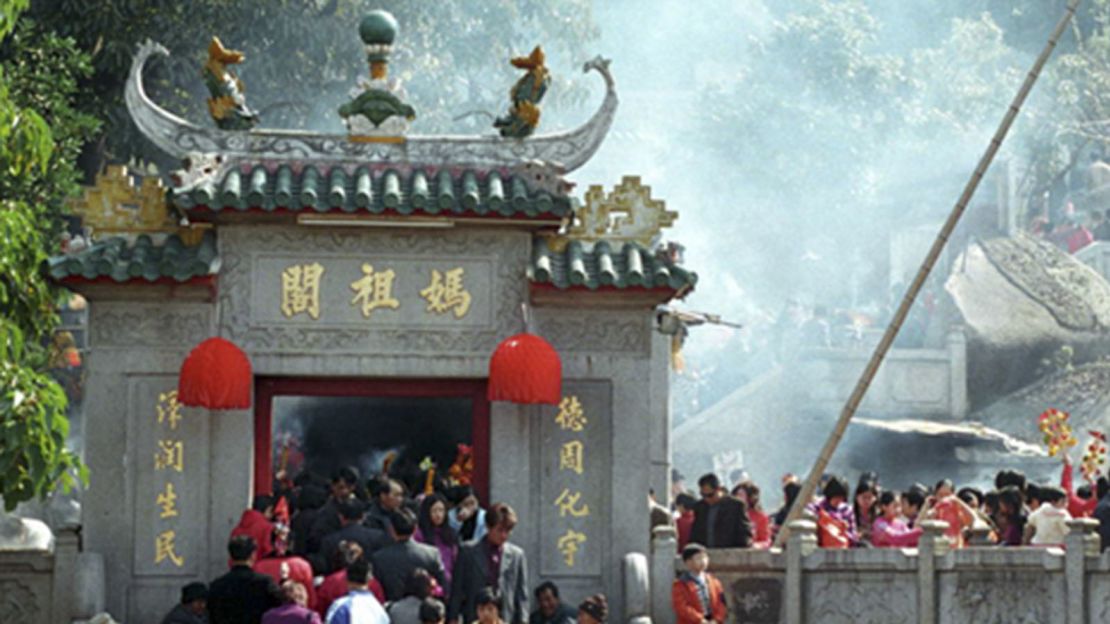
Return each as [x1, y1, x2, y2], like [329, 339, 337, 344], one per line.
[773, 0, 1081, 548]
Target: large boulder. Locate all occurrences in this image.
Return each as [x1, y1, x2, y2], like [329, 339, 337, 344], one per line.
[945, 234, 1110, 404]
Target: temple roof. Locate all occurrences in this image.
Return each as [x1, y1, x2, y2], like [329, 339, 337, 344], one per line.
[173, 164, 572, 221]
[48, 231, 219, 283]
[530, 239, 696, 293]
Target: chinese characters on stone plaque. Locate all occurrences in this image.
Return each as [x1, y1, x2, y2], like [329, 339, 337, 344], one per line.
[280, 261, 472, 320]
[554, 395, 590, 567]
[153, 390, 185, 568]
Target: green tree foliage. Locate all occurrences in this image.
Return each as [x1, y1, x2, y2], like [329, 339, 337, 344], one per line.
[28, 0, 600, 172]
[0, 0, 92, 511]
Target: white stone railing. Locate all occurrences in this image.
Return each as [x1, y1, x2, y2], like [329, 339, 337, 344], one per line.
[649, 518, 1103, 624]
[792, 327, 968, 419]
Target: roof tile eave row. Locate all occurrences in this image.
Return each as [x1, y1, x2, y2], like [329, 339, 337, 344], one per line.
[48, 231, 220, 284]
[171, 165, 573, 219]
[530, 238, 697, 293]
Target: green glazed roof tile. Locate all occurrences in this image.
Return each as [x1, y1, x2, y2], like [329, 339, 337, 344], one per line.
[171, 165, 572, 219]
[529, 237, 697, 293]
[48, 230, 220, 283]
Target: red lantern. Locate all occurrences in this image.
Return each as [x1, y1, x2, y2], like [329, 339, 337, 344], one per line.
[178, 337, 253, 409]
[488, 333, 562, 405]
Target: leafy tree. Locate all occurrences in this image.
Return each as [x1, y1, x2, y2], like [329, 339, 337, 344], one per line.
[0, 0, 92, 511]
[28, 0, 600, 174]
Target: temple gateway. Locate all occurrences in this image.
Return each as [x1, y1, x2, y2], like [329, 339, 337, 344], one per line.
[48, 11, 695, 621]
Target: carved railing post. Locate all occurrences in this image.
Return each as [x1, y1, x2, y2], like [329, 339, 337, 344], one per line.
[785, 519, 817, 624]
[623, 553, 651, 624]
[1065, 518, 1099, 624]
[917, 520, 949, 624]
[650, 525, 677, 624]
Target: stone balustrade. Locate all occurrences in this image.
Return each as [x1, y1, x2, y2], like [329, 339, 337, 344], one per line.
[650, 518, 1108, 624]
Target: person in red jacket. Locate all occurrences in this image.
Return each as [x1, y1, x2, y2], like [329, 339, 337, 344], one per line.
[672, 544, 727, 624]
[231, 495, 276, 559]
[254, 523, 317, 610]
[674, 493, 697, 552]
[1062, 459, 1098, 518]
[316, 541, 386, 619]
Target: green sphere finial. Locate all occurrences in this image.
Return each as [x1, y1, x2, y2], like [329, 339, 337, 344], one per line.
[360, 10, 398, 46]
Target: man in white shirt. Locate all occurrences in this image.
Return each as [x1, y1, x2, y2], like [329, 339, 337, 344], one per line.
[1026, 486, 1071, 546]
[325, 558, 389, 624]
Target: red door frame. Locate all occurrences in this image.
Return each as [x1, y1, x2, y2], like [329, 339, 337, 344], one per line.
[254, 377, 490, 504]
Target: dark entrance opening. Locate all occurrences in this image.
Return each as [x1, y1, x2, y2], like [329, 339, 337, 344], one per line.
[255, 378, 489, 502]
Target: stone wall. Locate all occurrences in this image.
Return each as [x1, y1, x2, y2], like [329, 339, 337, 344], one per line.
[794, 327, 968, 418]
[650, 519, 1105, 624]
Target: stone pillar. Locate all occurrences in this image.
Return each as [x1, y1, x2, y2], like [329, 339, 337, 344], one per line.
[785, 519, 817, 624]
[72, 553, 106, 621]
[50, 527, 79, 622]
[1065, 518, 1099, 624]
[623, 553, 651, 624]
[917, 520, 949, 624]
[650, 526, 677, 624]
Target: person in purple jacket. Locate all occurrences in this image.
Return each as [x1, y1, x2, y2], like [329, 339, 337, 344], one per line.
[415, 493, 459, 586]
[262, 581, 322, 624]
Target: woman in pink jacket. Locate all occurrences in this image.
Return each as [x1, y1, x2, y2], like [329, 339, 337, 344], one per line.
[871, 491, 923, 548]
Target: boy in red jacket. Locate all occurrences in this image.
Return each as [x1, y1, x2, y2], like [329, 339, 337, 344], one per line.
[672, 544, 727, 624]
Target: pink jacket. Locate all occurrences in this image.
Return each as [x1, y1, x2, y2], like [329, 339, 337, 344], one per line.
[871, 516, 922, 548]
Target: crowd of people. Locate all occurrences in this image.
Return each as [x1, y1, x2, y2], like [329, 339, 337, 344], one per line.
[1030, 206, 1110, 254]
[665, 460, 1110, 553]
[159, 467, 609, 624]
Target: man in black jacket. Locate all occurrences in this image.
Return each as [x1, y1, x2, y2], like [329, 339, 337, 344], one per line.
[371, 507, 449, 601]
[318, 499, 390, 574]
[207, 535, 282, 624]
[448, 502, 528, 624]
[689, 473, 752, 548]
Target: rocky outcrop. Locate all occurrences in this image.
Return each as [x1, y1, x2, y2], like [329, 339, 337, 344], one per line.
[946, 235, 1110, 404]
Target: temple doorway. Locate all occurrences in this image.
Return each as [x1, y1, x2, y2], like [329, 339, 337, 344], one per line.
[254, 378, 489, 501]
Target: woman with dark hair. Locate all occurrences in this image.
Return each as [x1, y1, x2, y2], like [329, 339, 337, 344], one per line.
[415, 492, 460, 585]
[736, 481, 770, 547]
[997, 486, 1028, 546]
[853, 478, 879, 545]
[871, 491, 922, 548]
[930, 478, 975, 548]
[771, 481, 802, 540]
[806, 476, 859, 546]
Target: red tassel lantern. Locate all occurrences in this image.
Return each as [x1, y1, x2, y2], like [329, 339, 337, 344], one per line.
[178, 337, 253, 409]
[488, 333, 562, 405]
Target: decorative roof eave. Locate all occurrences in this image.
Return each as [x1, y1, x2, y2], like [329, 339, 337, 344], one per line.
[170, 164, 574, 223]
[528, 237, 697, 306]
[126, 41, 617, 172]
[47, 231, 221, 301]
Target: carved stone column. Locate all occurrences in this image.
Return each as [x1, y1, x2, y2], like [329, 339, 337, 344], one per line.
[650, 526, 677, 624]
[1065, 518, 1099, 624]
[785, 519, 817, 624]
[917, 520, 950, 624]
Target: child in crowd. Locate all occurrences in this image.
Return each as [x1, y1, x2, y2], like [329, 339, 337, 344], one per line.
[672, 544, 727, 624]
